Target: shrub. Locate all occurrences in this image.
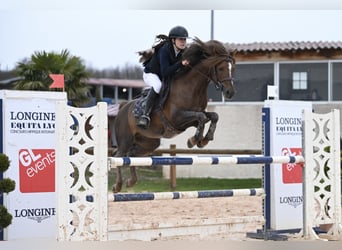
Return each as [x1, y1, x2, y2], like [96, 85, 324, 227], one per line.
[0, 154, 10, 172]
[0, 178, 15, 193]
[0, 153, 15, 232]
[0, 206, 12, 230]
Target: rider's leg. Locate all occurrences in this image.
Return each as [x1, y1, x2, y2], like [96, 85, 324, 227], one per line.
[137, 87, 158, 129]
[137, 72, 161, 129]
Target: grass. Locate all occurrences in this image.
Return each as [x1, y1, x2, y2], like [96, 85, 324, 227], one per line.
[108, 166, 262, 193]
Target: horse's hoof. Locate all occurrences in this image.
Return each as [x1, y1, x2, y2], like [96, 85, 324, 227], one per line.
[126, 179, 137, 188]
[112, 184, 122, 193]
[197, 139, 209, 148]
[187, 138, 195, 148]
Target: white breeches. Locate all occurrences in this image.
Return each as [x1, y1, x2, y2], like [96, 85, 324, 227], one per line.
[143, 72, 162, 93]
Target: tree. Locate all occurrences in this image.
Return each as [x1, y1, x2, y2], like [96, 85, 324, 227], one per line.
[13, 49, 91, 107]
[87, 63, 143, 79]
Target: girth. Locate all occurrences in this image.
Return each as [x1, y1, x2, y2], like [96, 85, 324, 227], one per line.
[156, 107, 184, 138]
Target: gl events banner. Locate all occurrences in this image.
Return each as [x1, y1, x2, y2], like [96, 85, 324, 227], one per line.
[263, 100, 312, 230]
[0, 90, 67, 240]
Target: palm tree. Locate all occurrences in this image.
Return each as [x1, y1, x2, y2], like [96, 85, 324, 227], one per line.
[13, 49, 91, 107]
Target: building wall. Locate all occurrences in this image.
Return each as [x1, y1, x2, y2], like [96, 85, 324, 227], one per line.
[161, 102, 342, 179]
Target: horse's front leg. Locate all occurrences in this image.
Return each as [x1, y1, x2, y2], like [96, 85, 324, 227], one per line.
[187, 121, 206, 148]
[197, 112, 219, 148]
[176, 111, 209, 148]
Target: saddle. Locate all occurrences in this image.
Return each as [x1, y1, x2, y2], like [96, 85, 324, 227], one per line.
[132, 80, 170, 118]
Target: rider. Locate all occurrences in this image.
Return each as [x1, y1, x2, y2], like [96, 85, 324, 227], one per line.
[137, 25, 190, 129]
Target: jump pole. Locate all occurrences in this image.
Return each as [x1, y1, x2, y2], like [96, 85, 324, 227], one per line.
[108, 155, 304, 167]
[56, 101, 341, 241]
[112, 188, 265, 202]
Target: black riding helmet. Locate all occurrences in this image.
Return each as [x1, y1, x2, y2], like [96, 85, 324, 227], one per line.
[168, 26, 189, 39]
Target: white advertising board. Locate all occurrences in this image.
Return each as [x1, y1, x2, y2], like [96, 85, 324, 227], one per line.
[263, 100, 312, 230]
[0, 90, 67, 240]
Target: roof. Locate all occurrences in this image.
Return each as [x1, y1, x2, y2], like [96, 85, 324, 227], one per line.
[0, 76, 23, 85]
[86, 78, 146, 88]
[226, 41, 342, 53]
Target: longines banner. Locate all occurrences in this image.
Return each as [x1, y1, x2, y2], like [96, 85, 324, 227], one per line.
[0, 90, 67, 240]
[263, 100, 312, 230]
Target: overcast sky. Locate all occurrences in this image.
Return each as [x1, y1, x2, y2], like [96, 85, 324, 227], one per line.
[1, 1, 342, 70]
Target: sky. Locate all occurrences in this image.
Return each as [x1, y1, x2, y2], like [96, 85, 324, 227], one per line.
[1, 1, 342, 70]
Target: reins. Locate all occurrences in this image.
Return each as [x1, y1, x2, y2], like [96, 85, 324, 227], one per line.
[187, 56, 234, 91]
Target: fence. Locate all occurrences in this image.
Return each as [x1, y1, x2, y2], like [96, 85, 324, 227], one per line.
[56, 102, 341, 241]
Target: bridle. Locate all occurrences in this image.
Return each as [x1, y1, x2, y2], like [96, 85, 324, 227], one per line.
[188, 56, 235, 91]
[211, 56, 235, 91]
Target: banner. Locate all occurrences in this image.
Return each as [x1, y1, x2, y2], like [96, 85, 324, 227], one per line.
[263, 100, 312, 230]
[0, 90, 67, 240]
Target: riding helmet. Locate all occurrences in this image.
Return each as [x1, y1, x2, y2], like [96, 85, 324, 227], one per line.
[168, 26, 189, 39]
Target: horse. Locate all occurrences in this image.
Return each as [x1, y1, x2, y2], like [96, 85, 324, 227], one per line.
[112, 38, 236, 193]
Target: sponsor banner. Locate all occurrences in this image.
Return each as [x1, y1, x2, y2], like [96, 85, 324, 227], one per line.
[19, 149, 55, 193]
[264, 100, 312, 230]
[0, 90, 66, 240]
[281, 147, 303, 184]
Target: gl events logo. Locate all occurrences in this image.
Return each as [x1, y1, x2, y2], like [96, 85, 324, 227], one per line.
[281, 147, 303, 184]
[19, 149, 55, 193]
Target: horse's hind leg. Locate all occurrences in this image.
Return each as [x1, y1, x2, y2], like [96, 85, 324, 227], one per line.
[126, 166, 137, 188]
[112, 166, 123, 193]
[112, 148, 127, 193]
[197, 112, 218, 148]
[125, 137, 160, 187]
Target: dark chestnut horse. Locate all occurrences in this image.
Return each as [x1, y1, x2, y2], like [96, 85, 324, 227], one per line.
[113, 38, 236, 192]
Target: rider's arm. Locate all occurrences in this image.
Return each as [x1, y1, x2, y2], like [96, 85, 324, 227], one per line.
[158, 46, 183, 80]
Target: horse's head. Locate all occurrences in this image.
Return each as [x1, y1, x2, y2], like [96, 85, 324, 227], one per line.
[210, 54, 236, 100]
[181, 38, 236, 100]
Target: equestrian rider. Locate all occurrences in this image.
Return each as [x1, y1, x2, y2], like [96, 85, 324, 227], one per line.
[137, 25, 190, 129]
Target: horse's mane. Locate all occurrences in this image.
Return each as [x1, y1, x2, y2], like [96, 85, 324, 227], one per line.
[177, 37, 234, 76]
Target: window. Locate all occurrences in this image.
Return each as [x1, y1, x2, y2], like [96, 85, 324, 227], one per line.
[292, 72, 307, 90]
[279, 63, 328, 101]
[227, 63, 274, 102]
[332, 62, 342, 101]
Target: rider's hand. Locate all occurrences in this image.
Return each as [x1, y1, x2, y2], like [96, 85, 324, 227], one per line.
[182, 60, 190, 66]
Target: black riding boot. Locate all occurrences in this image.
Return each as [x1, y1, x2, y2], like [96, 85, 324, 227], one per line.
[137, 88, 157, 129]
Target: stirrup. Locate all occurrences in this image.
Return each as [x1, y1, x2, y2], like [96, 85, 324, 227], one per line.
[137, 115, 150, 129]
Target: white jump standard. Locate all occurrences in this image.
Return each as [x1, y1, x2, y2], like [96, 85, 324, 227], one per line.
[56, 102, 341, 241]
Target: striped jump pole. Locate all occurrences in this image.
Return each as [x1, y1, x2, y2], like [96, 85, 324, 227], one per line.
[56, 101, 341, 241]
[113, 188, 265, 202]
[108, 155, 305, 168]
